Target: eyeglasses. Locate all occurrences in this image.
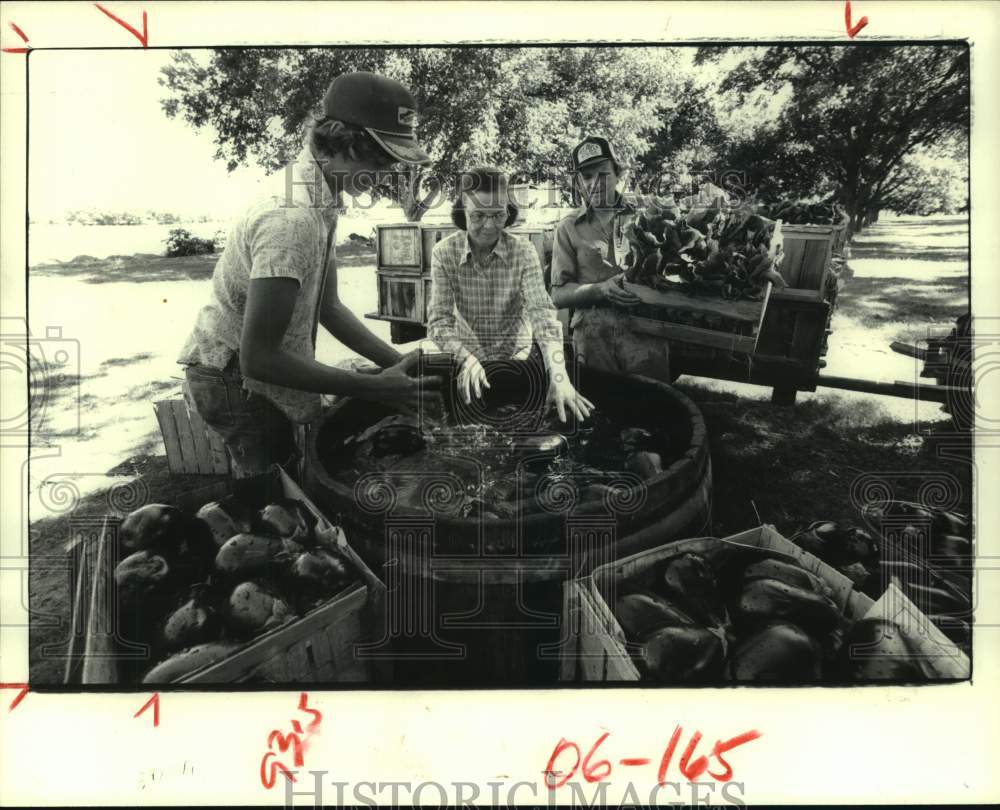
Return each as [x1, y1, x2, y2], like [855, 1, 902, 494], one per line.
[467, 210, 507, 226]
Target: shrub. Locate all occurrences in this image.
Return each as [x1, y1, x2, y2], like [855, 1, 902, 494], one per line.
[164, 228, 216, 258]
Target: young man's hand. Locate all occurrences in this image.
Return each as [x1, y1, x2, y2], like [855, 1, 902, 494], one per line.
[457, 353, 491, 405]
[365, 349, 441, 407]
[597, 272, 642, 307]
[547, 374, 595, 423]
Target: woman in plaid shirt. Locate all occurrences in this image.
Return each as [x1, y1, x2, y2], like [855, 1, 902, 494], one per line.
[427, 167, 594, 423]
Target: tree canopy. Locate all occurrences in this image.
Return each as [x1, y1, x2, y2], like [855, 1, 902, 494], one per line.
[159, 47, 683, 220]
[160, 45, 969, 230]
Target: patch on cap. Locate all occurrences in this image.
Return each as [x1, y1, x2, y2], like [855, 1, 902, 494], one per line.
[576, 141, 604, 164]
[398, 107, 417, 128]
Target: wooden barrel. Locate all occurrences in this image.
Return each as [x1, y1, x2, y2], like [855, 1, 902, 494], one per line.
[304, 363, 712, 685]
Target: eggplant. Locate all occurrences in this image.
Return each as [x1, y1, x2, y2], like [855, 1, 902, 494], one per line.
[927, 614, 971, 646]
[661, 553, 727, 627]
[615, 591, 694, 640]
[120, 503, 186, 554]
[742, 558, 831, 596]
[215, 532, 287, 579]
[730, 623, 823, 683]
[288, 548, 351, 605]
[839, 561, 872, 588]
[842, 618, 931, 681]
[795, 521, 877, 566]
[141, 641, 242, 684]
[226, 581, 295, 637]
[934, 534, 972, 561]
[620, 428, 654, 454]
[932, 510, 969, 538]
[196, 500, 252, 548]
[737, 578, 843, 634]
[624, 451, 663, 479]
[903, 582, 969, 615]
[639, 626, 726, 683]
[114, 550, 171, 606]
[259, 498, 315, 546]
[162, 587, 222, 651]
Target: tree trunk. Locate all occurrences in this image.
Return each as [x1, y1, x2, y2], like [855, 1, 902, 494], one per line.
[399, 166, 442, 223]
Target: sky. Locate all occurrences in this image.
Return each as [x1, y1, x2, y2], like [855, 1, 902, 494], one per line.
[28, 49, 271, 221]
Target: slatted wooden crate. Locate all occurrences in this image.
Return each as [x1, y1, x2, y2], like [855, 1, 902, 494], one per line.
[376, 223, 422, 274]
[778, 224, 836, 295]
[65, 466, 389, 685]
[372, 271, 424, 323]
[560, 525, 875, 682]
[154, 398, 231, 475]
[421, 223, 457, 270]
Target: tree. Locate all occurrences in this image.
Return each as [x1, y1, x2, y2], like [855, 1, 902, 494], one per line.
[700, 45, 969, 233]
[159, 47, 684, 220]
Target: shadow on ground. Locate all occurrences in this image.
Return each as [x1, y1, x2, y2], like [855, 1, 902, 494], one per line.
[850, 244, 969, 263]
[836, 274, 969, 330]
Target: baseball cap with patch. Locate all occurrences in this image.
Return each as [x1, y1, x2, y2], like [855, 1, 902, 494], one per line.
[322, 71, 431, 165]
[571, 136, 621, 172]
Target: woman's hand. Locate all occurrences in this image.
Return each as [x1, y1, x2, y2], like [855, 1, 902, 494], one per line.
[547, 374, 595, 423]
[363, 350, 441, 408]
[457, 353, 491, 405]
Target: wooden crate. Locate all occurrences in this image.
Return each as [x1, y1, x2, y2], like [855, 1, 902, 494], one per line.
[423, 276, 433, 323]
[779, 224, 836, 295]
[421, 223, 458, 270]
[65, 466, 389, 685]
[376, 223, 422, 273]
[374, 271, 424, 323]
[561, 525, 877, 682]
[154, 398, 231, 475]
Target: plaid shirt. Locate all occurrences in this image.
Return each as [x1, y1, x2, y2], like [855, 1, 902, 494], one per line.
[428, 229, 563, 362]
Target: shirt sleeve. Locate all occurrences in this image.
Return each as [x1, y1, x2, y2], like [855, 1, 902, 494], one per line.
[549, 218, 579, 288]
[247, 207, 317, 284]
[427, 240, 479, 361]
[518, 242, 565, 352]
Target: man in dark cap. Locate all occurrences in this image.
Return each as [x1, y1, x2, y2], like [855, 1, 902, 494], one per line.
[549, 136, 672, 381]
[178, 72, 440, 477]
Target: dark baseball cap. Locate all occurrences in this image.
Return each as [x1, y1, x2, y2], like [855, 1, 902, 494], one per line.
[322, 71, 431, 165]
[570, 136, 621, 172]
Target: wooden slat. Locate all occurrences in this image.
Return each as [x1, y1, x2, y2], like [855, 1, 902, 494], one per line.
[621, 280, 765, 324]
[173, 402, 199, 472]
[81, 517, 118, 684]
[284, 642, 311, 682]
[205, 427, 231, 474]
[628, 316, 757, 353]
[185, 405, 215, 474]
[154, 401, 186, 473]
[63, 528, 92, 684]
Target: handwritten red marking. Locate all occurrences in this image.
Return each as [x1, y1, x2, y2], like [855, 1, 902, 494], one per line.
[656, 725, 683, 785]
[678, 730, 710, 781]
[134, 693, 159, 727]
[2, 21, 29, 53]
[845, 0, 869, 38]
[707, 729, 763, 782]
[260, 693, 323, 790]
[94, 3, 149, 48]
[543, 738, 581, 789]
[0, 683, 29, 711]
[619, 758, 651, 766]
[297, 692, 322, 734]
[260, 753, 296, 789]
[581, 732, 612, 783]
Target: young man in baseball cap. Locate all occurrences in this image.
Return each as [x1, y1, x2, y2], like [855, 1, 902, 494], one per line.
[178, 71, 439, 478]
[549, 136, 672, 382]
